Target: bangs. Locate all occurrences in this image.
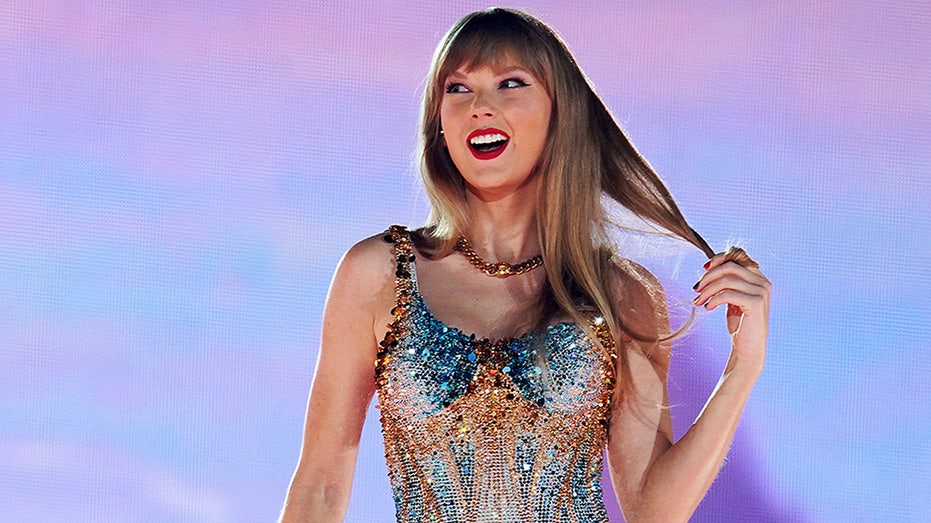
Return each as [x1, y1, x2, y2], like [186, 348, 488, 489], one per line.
[435, 10, 554, 94]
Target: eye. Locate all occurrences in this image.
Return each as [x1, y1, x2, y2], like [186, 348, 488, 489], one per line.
[500, 78, 529, 89]
[444, 82, 469, 94]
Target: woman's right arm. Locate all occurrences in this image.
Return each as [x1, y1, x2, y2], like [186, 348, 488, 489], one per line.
[279, 236, 395, 522]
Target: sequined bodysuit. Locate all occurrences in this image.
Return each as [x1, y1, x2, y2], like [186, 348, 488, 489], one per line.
[375, 226, 617, 523]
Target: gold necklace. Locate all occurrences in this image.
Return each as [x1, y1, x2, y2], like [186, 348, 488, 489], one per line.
[455, 236, 543, 278]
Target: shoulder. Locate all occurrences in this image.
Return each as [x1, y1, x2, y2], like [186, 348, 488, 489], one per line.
[339, 230, 396, 274]
[328, 230, 397, 305]
[322, 229, 406, 341]
[603, 256, 669, 345]
[604, 256, 665, 310]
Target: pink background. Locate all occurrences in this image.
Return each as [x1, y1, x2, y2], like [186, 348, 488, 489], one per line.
[1, 1, 929, 521]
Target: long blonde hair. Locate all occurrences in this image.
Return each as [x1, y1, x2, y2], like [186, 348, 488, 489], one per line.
[418, 8, 714, 394]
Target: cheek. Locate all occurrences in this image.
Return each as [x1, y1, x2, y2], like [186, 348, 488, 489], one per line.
[439, 106, 450, 133]
[439, 100, 455, 128]
[440, 98, 466, 125]
[530, 112, 552, 149]
[517, 97, 551, 145]
[439, 109, 465, 159]
[438, 107, 455, 148]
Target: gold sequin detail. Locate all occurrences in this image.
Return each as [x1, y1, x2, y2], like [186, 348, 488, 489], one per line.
[375, 226, 617, 523]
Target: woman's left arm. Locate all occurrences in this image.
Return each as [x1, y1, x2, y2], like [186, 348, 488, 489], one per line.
[607, 251, 771, 522]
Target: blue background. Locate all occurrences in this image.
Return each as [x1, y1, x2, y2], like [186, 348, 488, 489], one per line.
[1, 1, 929, 521]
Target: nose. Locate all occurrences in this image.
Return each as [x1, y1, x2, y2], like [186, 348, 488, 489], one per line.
[470, 90, 496, 119]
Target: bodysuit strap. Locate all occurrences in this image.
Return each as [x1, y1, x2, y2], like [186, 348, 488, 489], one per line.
[376, 226, 418, 377]
[375, 225, 417, 382]
[382, 224, 418, 306]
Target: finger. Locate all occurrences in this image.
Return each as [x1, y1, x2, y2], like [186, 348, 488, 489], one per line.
[693, 275, 767, 307]
[703, 246, 760, 272]
[702, 251, 729, 271]
[700, 288, 769, 314]
[695, 262, 770, 293]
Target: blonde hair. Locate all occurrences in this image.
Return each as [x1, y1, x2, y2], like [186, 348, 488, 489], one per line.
[418, 8, 714, 395]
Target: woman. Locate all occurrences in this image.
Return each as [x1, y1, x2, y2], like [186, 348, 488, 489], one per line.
[281, 7, 770, 523]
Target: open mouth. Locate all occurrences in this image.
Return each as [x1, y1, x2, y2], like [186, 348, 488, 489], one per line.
[467, 128, 510, 159]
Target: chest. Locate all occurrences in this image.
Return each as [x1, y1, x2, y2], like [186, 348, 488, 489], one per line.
[375, 294, 614, 420]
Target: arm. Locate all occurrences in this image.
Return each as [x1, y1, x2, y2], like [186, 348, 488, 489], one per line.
[607, 251, 770, 522]
[279, 236, 395, 522]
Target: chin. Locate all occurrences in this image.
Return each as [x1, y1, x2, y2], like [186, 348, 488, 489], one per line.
[464, 175, 538, 201]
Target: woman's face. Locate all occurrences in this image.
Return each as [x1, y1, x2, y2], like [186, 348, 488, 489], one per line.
[439, 57, 552, 201]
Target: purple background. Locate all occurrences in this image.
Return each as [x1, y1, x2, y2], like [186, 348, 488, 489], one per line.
[2, 1, 929, 521]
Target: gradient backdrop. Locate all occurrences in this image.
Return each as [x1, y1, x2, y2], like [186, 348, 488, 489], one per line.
[2, 1, 929, 521]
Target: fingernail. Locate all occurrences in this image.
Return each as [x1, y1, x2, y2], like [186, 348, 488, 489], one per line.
[692, 281, 700, 290]
[693, 295, 701, 305]
[703, 260, 711, 270]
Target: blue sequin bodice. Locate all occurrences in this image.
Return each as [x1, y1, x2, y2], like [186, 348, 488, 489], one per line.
[374, 226, 616, 523]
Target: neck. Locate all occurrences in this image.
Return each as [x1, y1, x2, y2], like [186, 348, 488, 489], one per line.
[462, 183, 539, 262]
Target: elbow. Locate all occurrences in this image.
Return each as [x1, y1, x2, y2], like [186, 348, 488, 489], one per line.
[621, 492, 701, 523]
[618, 483, 700, 523]
[624, 508, 694, 523]
[280, 471, 351, 523]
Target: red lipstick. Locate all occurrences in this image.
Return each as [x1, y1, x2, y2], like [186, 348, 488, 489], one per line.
[467, 128, 510, 160]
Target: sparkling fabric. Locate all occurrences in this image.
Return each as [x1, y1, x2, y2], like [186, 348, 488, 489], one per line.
[374, 226, 617, 523]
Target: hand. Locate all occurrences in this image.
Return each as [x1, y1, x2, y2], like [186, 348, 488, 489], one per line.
[693, 247, 771, 374]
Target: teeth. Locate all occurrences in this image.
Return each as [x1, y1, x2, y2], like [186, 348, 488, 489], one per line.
[469, 133, 507, 145]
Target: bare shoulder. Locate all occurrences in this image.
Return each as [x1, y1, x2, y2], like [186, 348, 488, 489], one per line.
[327, 231, 398, 338]
[605, 256, 663, 293]
[604, 256, 669, 347]
[604, 257, 666, 317]
[337, 232, 395, 281]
